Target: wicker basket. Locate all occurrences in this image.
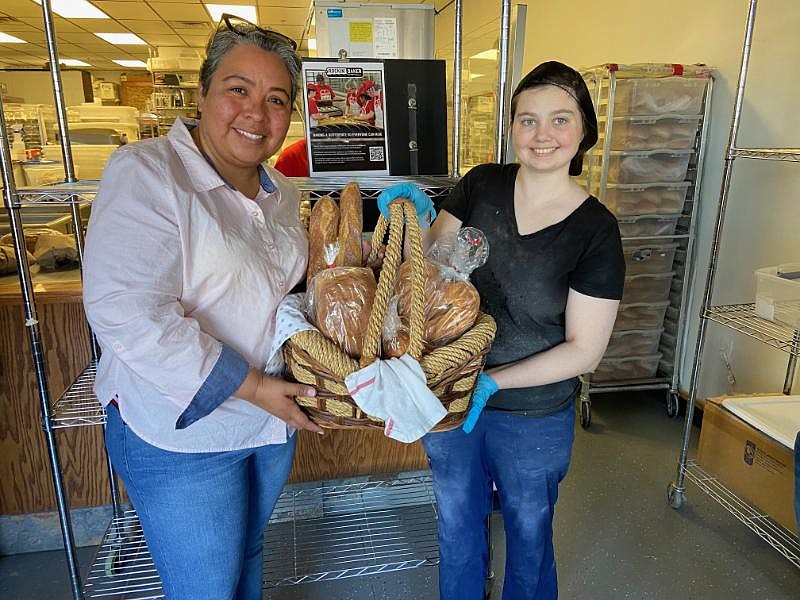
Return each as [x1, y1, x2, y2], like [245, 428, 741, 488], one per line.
[284, 200, 496, 430]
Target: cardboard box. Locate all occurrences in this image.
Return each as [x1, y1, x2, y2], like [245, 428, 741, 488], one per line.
[697, 394, 797, 533]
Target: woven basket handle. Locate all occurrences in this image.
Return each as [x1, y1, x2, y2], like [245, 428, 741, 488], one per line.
[360, 200, 426, 367]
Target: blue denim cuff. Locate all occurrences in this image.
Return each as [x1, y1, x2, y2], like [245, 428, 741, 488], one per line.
[175, 344, 250, 430]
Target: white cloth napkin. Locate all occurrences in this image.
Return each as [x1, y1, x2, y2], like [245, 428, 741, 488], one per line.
[345, 354, 446, 443]
[265, 293, 316, 376]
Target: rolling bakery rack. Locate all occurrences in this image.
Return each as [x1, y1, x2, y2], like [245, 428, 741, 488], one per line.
[577, 62, 715, 428]
[667, 0, 800, 568]
[0, 0, 517, 597]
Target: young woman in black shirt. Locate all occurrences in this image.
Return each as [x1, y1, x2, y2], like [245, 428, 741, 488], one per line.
[379, 60, 625, 599]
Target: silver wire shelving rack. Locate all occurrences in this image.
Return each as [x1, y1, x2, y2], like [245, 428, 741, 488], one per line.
[83, 475, 438, 599]
[668, 0, 800, 570]
[682, 460, 800, 569]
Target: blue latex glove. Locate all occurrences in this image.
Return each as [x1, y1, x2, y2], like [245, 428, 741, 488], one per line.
[462, 372, 499, 433]
[377, 183, 437, 226]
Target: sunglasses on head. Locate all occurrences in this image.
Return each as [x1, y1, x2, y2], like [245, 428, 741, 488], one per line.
[219, 13, 297, 51]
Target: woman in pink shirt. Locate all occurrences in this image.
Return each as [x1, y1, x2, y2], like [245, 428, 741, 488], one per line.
[83, 14, 323, 599]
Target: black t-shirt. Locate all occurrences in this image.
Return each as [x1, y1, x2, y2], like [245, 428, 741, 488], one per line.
[440, 163, 625, 415]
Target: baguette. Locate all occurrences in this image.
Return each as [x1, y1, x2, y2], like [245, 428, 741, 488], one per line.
[306, 195, 340, 283]
[336, 182, 363, 267]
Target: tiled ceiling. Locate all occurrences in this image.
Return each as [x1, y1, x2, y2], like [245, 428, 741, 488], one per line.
[0, 0, 438, 70]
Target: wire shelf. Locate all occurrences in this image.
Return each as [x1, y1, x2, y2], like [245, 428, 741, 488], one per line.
[84, 474, 438, 597]
[731, 147, 800, 162]
[704, 304, 800, 356]
[264, 474, 439, 587]
[13, 183, 98, 207]
[85, 511, 162, 599]
[9, 176, 456, 206]
[50, 362, 106, 429]
[683, 459, 800, 569]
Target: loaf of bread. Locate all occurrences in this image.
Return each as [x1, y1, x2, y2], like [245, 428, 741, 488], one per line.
[309, 266, 377, 359]
[0, 227, 62, 255]
[395, 259, 480, 346]
[306, 195, 340, 283]
[382, 328, 410, 358]
[336, 182, 363, 268]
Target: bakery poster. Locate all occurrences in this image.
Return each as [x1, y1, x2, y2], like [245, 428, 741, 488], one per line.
[301, 60, 389, 176]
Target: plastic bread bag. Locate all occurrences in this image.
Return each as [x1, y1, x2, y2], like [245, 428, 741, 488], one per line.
[382, 295, 410, 358]
[1, 227, 64, 255]
[395, 257, 480, 348]
[307, 241, 377, 359]
[0, 245, 37, 275]
[450, 227, 489, 278]
[32, 230, 79, 271]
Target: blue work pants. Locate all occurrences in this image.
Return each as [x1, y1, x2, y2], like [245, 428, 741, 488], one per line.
[422, 405, 575, 600]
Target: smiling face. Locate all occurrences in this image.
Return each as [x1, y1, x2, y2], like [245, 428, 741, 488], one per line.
[196, 43, 292, 176]
[510, 85, 584, 175]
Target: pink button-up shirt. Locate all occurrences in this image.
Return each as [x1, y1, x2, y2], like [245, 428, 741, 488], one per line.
[83, 118, 307, 452]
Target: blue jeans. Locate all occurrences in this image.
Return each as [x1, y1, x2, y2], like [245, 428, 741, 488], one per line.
[104, 404, 295, 600]
[422, 405, 575, 600]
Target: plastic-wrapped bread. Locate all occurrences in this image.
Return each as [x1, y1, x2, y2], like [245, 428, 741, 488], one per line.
[0, 227, 62, 255]
[308, 266, 377, 359]
[0, 245, 36, 275]
[395, 228, 488, 347]
[382, 296, 410, 358]
[395, 259, 480, 346]
[336, 182, 363, 268]
[306, 195, 339, 283]
[33, 231, 79, 271]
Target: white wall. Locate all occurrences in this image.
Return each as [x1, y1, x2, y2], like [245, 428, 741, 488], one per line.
[438, 0, 800, 400]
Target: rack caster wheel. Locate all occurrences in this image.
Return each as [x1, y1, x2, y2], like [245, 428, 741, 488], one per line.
[667, 483, 684, 509]
[667, 393, 680, 418]
[579, 400, 591, 429]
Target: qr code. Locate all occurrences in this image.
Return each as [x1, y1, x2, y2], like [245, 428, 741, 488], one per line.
[369, 146, 384, 162]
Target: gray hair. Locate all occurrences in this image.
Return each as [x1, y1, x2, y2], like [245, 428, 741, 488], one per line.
[199, 27, 301, 105]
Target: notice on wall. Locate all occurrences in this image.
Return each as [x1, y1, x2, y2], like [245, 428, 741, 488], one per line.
[302, 60, 389, 176]
[373, 18, 398, 59]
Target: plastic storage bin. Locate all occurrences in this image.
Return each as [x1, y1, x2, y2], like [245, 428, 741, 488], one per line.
[601, 182, 689, 215]
[660, 330, 677, 364]
[606, 150, 693, 183]
[609, 114, 702, 150]
[616, 214, 680, 238]
[614, 301, 670, 331]
[754, 263, 800, 328]
[604, 328, 663, 358]
[611, 77, 708, 116]
[592, 353, 662, 382]
[621, 272, 674, 304]
[623, 243, 678, 275]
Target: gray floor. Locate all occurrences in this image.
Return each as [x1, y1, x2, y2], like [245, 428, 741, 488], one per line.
[2, 391, 799, 599]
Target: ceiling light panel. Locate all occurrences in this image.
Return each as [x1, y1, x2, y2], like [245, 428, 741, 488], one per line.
[60, 58, 91, 66]
[0, 32, 27, 43]
[32, 0, 110, 19]
[95, 33, 146, 45]
[204, 4, 258, 23]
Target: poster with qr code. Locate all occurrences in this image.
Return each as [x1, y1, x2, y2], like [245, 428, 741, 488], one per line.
[302, 59, 389, 176]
